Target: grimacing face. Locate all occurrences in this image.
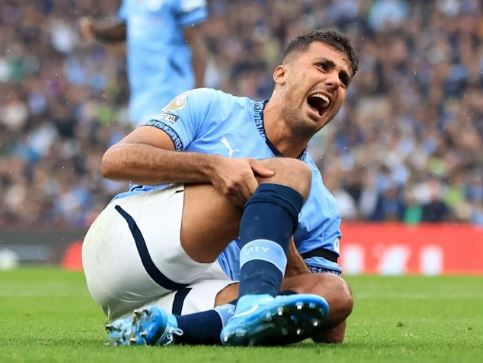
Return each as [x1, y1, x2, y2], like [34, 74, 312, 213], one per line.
[275, 41, 353, 136]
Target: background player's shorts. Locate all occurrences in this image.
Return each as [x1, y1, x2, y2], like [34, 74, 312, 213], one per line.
[82, 185, 229, 320]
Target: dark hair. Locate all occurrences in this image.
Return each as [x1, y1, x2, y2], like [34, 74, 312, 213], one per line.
[282, 30, 358, 76]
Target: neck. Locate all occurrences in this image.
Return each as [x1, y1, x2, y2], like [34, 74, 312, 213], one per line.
[263, 98, 309, 159]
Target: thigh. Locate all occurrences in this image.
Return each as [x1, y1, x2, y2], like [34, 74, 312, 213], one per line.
[82, 199, 163, 320]
[181, 184, 242, 263]
[82, 186, 217, 319]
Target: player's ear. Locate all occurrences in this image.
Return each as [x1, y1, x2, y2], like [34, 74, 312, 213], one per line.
[273, 65, 286, 85]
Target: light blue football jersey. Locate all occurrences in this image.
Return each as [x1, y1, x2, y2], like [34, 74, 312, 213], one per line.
[118, 0, 207, 125]
[137, 88, 342, 275]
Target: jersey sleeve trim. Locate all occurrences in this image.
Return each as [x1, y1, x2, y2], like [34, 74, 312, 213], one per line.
[304, 256, 342, 275]
[301, 247, 339, 263]
[145, 119, 184, 151]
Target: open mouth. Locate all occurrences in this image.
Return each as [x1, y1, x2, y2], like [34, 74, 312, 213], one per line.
[307, 93, 330, 117]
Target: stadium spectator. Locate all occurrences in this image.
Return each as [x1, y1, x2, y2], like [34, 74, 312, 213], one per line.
[0, 0, 481, 228]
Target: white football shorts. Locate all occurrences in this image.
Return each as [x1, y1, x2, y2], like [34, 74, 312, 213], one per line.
[153, 278, 237, 315]
[82, 185, 233, 320]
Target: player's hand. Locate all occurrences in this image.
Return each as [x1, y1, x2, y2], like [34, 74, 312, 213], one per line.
[79, 17, 95, 41]
[210, 157, 274, 206]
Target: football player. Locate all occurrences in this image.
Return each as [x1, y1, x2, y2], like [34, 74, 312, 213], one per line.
[82, 29, 358, 346]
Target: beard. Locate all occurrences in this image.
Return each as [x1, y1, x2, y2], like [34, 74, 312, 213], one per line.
[281, 105, 320, 140]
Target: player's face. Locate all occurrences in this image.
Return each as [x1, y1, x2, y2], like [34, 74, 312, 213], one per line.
[276, 42, 352, 134]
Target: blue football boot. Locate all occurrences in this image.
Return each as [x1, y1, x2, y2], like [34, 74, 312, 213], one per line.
[105, 315, 133, 346]
[220, 293, 329, 346]
[105, 305, 182, 346]
[129, 305, 182, 345]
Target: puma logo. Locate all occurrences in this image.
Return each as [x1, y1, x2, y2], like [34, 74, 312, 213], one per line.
[221, 137, 240, 158]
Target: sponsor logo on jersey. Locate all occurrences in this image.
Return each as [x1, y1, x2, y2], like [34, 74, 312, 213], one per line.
[163, 93, 187, 112]
[157, 112, 179, 124]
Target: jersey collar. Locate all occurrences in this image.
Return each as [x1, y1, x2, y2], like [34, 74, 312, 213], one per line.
[253, 100, 307, 160]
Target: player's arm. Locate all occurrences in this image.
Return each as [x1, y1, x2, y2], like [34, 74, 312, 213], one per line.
[101, 126, 274, 205]
[102, 126, 218, 184]
[79, 17, 126, 43]
[184, 24, 207, 88]
[285, 239, 310, 277]
[287, 240, 342, 277]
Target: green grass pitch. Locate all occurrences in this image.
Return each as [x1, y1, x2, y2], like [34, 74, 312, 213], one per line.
[1, 268, 482, 363]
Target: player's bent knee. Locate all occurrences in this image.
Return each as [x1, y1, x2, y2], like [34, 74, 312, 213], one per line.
[302, 273, 353, 323]
[335, 280, 353, 320]
[259, 158, 312, 199]
[320, 275, 353, 321]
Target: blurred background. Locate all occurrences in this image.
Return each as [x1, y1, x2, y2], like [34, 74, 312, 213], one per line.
[0, 0, 481, 272]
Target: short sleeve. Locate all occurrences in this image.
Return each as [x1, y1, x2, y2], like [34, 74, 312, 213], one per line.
[176, 0, 208, 27]
[143, 88, 215, 151]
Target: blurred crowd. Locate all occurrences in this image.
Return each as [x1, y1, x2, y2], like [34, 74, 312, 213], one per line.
[0, 0, 482, 228]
